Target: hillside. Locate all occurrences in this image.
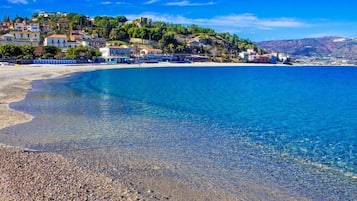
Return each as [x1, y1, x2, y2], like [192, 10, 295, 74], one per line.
[0, 13, 260, 61]
[256, 36, 357, 63]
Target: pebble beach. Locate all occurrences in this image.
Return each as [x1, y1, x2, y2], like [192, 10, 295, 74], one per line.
[0, 64, 142, 200]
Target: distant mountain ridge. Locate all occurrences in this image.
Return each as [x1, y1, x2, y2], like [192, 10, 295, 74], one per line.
[256, 36, 357, 62]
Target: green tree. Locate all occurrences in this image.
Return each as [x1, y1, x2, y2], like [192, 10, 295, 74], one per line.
[0, 44, 22, 58]
[116, 16, 128, 24]
[176, 45, 185, 53]
[44, 46, 61, 58]
[65, 46, 101, 59]
[158, 32, 177, 48]
[21, 46, 35, 59]
[109, 27, 129, 41]
[168, 43, 175, 53]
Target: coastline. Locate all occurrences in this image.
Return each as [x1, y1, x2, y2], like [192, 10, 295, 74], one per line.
[0, 64, 143, 200]
[0, 63, 248, 200]
[0, 62, 326, 200]
[0, 62, 295, 131]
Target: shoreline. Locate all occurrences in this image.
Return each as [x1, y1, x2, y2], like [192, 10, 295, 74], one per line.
[0, 64, 145, 200]
[0, 62, 351, 200]
[0, 61, 299, 130]
[0, 62, 248, 200]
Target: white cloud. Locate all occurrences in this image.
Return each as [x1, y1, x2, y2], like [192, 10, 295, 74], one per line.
[100, 1, 129, 5]
[208, 14, 306, 29]
[7, 0, 29, 4]
[100, 1, 112, 5]
[116, 1, 128, 4]
[144, 0, 160, 5]
[165, 0, 215, 6]
[125, 13, 306, 30]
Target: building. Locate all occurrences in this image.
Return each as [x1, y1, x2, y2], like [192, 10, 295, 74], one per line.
[83, 38, 107, 49]
[70, 30, 85, 41]
[38, 12, 67, 18]
[239, 52, 249, 60]
[40, 23, 52, 34]
[247, 49, 257, 55]
[0, 22, 12, 32]
[67, 40, 79, 48]
[44, 34, 68, 49]
[14, 22, 40, 32]
[133, 17, 152, 28]
[0, 31, 40, 46]
[186, 37, 208, 48]
[140, 47, 163, 58]
[99, 46, 131, 64]
[249, 55, 271, 63]
[38, 12, 56, 18]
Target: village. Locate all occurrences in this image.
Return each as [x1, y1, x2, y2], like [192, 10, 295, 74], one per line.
[0, 12, 290, 65]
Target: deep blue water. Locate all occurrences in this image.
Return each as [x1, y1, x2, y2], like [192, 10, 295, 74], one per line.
[2, 66, 357, 200]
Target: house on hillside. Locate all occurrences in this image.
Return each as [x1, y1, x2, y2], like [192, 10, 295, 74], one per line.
[0, 22, 11, 32]
[133, 17, 152, 28]
[69, 30, 95, 41]
[186, 37, 208, 48]
[0, 31, 40, 46]
[44, 34, 68, 49]
[38, 12, 56, 18]
[14, 22, 40, 32]
[99, 46, 131, 64]
[84, 38, 107, 49]
[140, 47, 163, 58]
[39, 23, 52, 34]
[239, 52, 249, 60]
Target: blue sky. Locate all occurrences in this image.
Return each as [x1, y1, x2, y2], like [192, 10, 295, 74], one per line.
[1, 0, 356, 41]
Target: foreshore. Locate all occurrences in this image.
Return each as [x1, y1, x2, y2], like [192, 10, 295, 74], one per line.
[0, 63, 309, 200]
[0, 64, 141, 200]
[0, 63, 238, 200]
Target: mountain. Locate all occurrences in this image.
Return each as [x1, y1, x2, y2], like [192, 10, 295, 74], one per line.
[256, 36, 357, 63]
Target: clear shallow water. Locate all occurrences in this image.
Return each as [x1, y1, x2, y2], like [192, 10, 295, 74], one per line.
[2, 66, 357, 200]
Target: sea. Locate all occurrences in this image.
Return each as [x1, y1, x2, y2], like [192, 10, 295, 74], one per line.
[1, 66, 357, 200]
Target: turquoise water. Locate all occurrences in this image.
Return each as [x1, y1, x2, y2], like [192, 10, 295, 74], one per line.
[2, 66, 357, 200]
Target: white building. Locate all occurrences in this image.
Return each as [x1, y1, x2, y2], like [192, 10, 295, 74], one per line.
[38, 12, 56, 18]
[0, 31, 40, 46]
[140, 47, 163, 58]
[67, 40, 79, 48]
[14, 22, 40, 32]
[100, 46, 131, 64]
[44, 34, 68, 49]
[239, 52, 249, 60]
[247, 49, 257, 55]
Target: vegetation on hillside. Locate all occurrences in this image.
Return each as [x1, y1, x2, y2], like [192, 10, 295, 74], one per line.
[2, 12, 262, 61]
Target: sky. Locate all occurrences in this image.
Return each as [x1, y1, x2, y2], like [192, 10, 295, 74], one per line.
[1, 0, 356, 42]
